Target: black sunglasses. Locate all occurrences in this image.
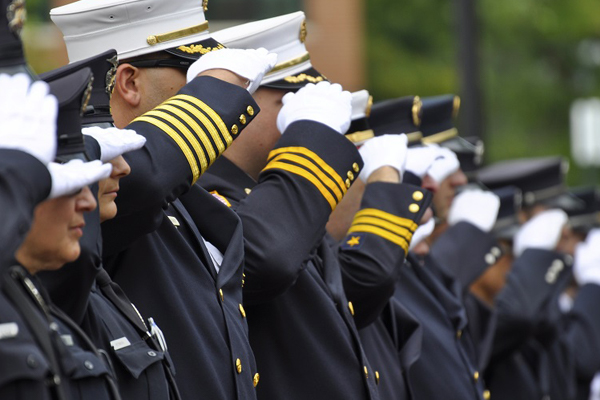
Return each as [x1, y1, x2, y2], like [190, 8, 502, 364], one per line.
[125, 59, 192, 70]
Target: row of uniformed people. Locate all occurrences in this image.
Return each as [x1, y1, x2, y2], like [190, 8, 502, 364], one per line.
[355, 91, 600, 400]
[0, 74, 123, 399]
[474, 161, 600, 400]
[323, 43, 600, 399]
[0, 0, 445, 398]
[4, 0, 600, 399]
[336, 86, 600, 399]
[42, 2, 443, 399]
[1, 0, 259, 398]
[1, 1, 426, 399]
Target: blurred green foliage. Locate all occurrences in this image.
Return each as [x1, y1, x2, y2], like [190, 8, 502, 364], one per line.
[24, 0, 49, 22]
[366, 0, 600, 185]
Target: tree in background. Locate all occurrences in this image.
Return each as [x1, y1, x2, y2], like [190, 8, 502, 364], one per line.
[366, 0, 600, 185]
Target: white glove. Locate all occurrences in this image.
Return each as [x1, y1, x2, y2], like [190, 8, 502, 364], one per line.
[186, 48, 278, 94]
[513, 209, 568, 257]
[276, 81, 353, 134]
[82, 126, 146, 162]
[47, 160, 112, 199]
[405, 144, 442, 178]
[409, 219, 435, 251]
[358, 134, 408, 182]
[447, 189, 500, 232]
[574, 229, 600, 286]
[0, 73, 58, 165]
[426, 147, 460, 184]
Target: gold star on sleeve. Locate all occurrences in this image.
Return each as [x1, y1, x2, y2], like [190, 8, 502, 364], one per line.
[347, 236, 361, 247]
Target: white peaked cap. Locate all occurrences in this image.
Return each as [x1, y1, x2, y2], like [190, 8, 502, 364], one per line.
[213, 11, 326, 88]
[51, 0, 215, 62]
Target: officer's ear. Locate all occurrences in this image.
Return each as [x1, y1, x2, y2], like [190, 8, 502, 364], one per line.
[113, 63, 142, 108]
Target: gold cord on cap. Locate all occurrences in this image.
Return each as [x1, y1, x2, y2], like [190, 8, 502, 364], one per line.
[268, 52, 311, 74]
[147, 21, 209, 46]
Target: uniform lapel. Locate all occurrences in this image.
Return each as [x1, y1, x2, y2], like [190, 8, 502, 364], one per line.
[179, 185, 244, 289]
[316, 239, 345, 305]
[170, 198, 218, 281]
[418, 254, 469, 332]
[387, 299, 423, 372]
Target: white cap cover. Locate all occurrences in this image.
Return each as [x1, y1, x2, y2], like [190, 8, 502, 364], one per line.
[212, 11, 326, 89]
[51, 0, 216, 62]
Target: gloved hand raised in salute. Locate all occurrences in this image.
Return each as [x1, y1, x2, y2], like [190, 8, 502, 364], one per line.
[82, 126, 146, 162]
[404, 144, 442, 180]
[447, 189, 501, 232]
[277, 81, 353, 135]
[0, 74, 114, 199]
[426, 147, 461, 184]
[513, 209, 568, 257]
[574, 229, 600, 286]
[358, 134, 408, 183]
[186, 47, 278, 94]
[0, 73, 57, 166]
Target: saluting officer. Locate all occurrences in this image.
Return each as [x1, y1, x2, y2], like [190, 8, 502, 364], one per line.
[50, 0, 277, 398]
[1, 72, 120, 400]
[330, 95, 434, 400]
[38, 50, 183, 400]
[394, 104, 499, 399]
[199, 13, 432, 399]
[478, 158, 600, 400]
[333, 98, 499, 399]
[0, 74, 63, 400]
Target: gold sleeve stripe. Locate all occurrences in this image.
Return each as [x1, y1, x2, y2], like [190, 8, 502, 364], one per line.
[348, 224, 409, 253]
[352, 216, 414, 241]
[269, 153, 344, 203]
[134, 115, 200, 182]
[169, 99, 227, 155]
[156, 104, 216, 162]
[263, 161, 337, 210]
[355, 209, 418, 231]
[268, 146, 346, 196]
[144, 110, 208, 173]
[174, 94, 232, 145]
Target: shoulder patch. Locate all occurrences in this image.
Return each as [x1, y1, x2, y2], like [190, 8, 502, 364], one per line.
[342, 233, 366, 250]
[210, 190, 232, 208]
